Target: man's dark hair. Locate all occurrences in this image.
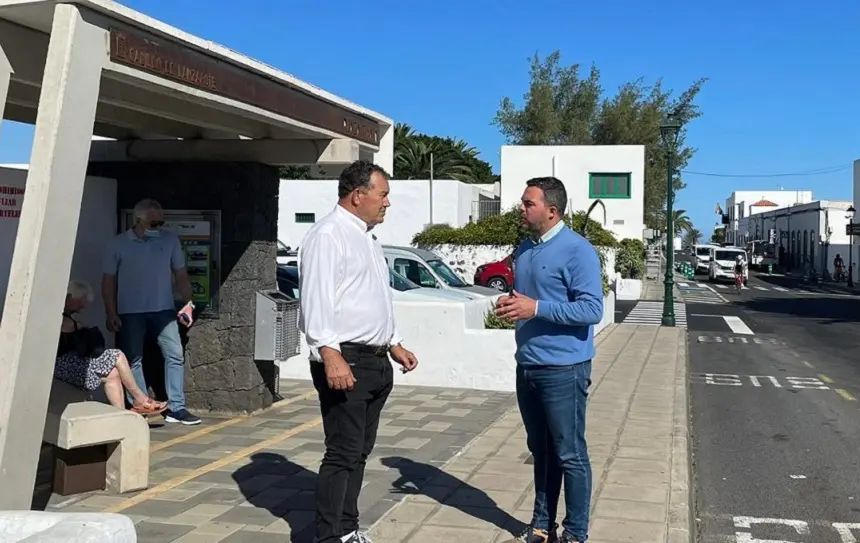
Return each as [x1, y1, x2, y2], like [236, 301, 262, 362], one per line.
[338, 160, 390, 198]
[526, 176, 568, 214]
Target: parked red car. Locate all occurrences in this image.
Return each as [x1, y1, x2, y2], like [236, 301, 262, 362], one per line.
[474, 256, 514, 292]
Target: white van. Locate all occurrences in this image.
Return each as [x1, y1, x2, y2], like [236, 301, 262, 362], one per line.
[708, 246, 748, 285]
[693, 244, 718, 274]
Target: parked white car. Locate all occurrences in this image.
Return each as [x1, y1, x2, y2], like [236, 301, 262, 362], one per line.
[383, 245, 501, 299]
[389, 268, 474, 302]
[277, 240, 297, 266]
[708, 247, 748, 285]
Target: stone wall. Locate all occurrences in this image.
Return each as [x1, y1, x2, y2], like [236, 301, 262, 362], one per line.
[88, 161, 279, 414]
[417, 244, 511, 283]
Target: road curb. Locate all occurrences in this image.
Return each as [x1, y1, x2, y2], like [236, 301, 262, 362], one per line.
[667, 329, 694, 542]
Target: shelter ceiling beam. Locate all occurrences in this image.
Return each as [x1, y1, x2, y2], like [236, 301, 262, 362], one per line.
[89, 138, 360, 166]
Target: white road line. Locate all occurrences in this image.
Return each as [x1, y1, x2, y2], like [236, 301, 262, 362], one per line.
[689, 313, 724, 317]
[679, 282, 688, 287]
[774, 286, 788, 292]
[754, 286, 767, 291]
[723, 315, 754, 335]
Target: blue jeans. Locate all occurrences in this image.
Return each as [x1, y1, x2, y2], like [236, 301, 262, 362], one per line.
[517, 361, 592, 541]
[117, 310, 186, 412]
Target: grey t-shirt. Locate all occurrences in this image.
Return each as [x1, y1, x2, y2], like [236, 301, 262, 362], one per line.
[103, 230, 185, 315]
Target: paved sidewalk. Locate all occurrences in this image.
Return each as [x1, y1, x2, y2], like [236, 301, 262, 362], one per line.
[642, 278, 683, 302]
[368, 323, 691, 543]
[37, 323, 690, 543]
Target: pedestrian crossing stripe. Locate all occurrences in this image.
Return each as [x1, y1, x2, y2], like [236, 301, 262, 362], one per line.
[622, 301, 687, 327]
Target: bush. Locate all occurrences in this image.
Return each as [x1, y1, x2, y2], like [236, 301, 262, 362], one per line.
[484, 309, 515, 330]
[616, 238, 646, 279]
[413, 206, 617, 295]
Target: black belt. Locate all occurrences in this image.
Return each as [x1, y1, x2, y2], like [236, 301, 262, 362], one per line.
[341, 342, 389, 356]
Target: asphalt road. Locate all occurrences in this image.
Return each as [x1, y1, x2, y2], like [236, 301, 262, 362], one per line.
[688, 270, 860, 542]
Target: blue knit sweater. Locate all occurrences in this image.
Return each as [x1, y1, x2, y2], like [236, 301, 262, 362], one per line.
[513, 226, 604, 366]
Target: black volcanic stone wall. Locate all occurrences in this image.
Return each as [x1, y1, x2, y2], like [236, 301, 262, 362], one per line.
[88, 161, 279, 414]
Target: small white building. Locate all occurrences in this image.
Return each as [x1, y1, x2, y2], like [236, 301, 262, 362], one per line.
[279, 179, 499, 247]
[723, 190, 814, 246]
[736, 199, 853, 274]
[500, 145, 645, 241]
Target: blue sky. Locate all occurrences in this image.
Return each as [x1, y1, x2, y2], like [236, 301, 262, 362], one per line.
[1, 0, 858, 234]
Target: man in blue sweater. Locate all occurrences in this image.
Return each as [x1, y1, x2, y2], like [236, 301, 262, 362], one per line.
[495, 176, 603, 543]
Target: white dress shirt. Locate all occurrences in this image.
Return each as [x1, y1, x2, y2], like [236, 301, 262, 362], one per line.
[298, 205, 401, 362]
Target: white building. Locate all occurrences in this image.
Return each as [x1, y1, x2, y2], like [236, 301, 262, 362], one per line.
[723, 190, 814, 246]
[500, 145, 645, 241]
[279, 179, 499, 247]
[734, 199, 853, 274]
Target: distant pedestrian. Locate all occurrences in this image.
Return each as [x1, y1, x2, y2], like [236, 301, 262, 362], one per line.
[495, 176, 603, 543]
[299, 160, 419, 543]
[101, 198, 200, 426]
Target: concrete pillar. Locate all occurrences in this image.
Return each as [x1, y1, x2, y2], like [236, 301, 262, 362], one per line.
[0, 42, 11, 137]
[373, 123, 394, 174]
[0, 4, 105, 509]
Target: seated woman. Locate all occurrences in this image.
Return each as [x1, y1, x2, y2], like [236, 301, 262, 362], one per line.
[55, 279, 166, 416]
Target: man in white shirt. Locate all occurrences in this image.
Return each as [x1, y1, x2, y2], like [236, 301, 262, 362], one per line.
[299, 160, 419, 543]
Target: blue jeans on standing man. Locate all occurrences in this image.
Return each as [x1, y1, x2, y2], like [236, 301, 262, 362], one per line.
[118, 309, 186, 412]
[516, 360, 592, 542]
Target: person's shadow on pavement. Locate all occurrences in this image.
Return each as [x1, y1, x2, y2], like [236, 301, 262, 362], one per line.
[232, 452, 317, 543]
[381, 456, 526, 536]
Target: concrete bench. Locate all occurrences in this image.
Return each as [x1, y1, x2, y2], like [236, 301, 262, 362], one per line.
[42, 380, 150, 495]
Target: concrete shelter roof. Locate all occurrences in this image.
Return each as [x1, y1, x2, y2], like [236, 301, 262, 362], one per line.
[0, 0, 392, 155]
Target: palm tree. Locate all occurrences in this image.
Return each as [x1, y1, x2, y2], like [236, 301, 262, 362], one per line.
[393, 123, 480, 182]
[654, 209, 694, 235]
[682, 228, 702, 247]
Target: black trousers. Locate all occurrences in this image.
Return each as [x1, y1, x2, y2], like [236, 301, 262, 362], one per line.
[310, 345, 393, 542]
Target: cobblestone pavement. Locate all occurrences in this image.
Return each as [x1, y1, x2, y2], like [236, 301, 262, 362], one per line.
[36, 323, 690, 543]
[42, 380, 515, 542]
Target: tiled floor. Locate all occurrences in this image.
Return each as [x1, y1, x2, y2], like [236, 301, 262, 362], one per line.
[37, 380, 515, 542]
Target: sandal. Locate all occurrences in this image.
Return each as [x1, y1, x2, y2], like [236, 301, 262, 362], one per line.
[131, 398, 168, 416]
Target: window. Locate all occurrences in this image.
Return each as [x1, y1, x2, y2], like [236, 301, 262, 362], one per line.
[295, 213, 315, 224]
[394, 258, 437, 288]
[589, 173, 631, 199]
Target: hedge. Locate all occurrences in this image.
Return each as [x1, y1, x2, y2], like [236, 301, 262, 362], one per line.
[413, 207, 617, 296]
[616, 238, 646, 279]
[412, 208, 619, 248]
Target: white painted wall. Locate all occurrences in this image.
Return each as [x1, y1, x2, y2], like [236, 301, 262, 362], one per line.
[278, 292, 615, 392]
[0, 166, 118, 337]
[500, 145, 645, 241]
[279, 179, 499, 248]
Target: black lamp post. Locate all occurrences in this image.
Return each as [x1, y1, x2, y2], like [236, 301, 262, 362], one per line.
[848, 205, 856, 287]
[660, 112, 682, 327]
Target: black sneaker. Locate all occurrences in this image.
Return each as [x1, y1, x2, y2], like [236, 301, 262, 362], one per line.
[164, 409, 201, 425]
[506, 525, 559, 543]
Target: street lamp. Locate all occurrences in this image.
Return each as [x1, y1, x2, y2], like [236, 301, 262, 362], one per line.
[847, 206, 856, 287]
[660, 112, 682, 327]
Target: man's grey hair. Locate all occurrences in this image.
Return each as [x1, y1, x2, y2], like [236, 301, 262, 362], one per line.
[526, 177, 568, 214]
[133, 198, 162, 222]
[67, 279, 94, 303]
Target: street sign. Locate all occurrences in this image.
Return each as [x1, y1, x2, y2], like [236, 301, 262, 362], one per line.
[846, 224, 860, 236]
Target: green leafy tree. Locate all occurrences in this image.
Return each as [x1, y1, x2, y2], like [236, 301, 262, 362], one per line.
[279, 165, 313, 179]
[394, 123, 498, 183]
[493, 51, 706, 229]
[710, 228, 726, 245]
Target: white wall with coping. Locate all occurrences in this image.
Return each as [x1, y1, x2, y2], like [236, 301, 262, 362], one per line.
[278, 292, 615, 392]
[279, 179, 497, 248]
[500, 145, 645, 241]
[724, 190, 814, 245]
[0, 166, 117, 337]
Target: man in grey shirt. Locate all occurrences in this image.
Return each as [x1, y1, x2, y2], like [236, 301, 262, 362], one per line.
[101, 198, 200, 425]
